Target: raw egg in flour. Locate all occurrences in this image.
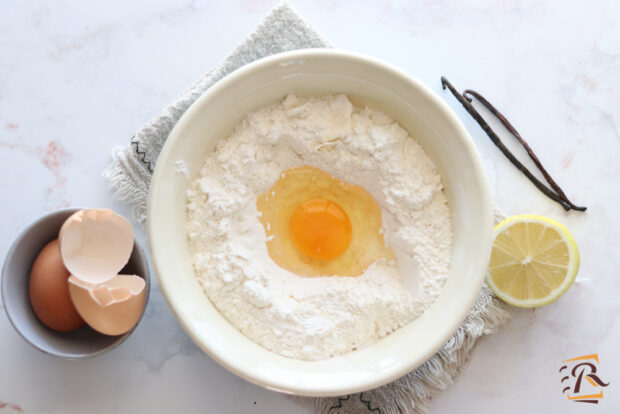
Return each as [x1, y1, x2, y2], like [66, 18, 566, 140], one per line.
[257, 166, 393, 277]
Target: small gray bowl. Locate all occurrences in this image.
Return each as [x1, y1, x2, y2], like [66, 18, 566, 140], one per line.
[1, 208, 150, 359]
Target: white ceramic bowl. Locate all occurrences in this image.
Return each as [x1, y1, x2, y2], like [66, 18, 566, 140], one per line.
[148, 49, 493, 396]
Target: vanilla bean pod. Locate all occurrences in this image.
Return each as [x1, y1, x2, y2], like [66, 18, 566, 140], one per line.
[440, 76, 586, 212]
[463, 89, 586, 211]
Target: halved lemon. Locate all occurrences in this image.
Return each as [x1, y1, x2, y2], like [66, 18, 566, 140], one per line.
[486, 214, 579, 307]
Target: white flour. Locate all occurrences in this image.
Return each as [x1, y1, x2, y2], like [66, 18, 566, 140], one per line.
[186, 94, 452, 360]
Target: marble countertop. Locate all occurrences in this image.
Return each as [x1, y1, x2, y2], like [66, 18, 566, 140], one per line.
[1, 1, 618, 413]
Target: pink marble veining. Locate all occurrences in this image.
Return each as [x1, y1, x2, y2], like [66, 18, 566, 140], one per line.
[48, 26, 111, 59]
[40, 140, 71, 209]
[561, 152, 574, 169]
[0, 139, 70, 209]
[0, 401, 23, 413]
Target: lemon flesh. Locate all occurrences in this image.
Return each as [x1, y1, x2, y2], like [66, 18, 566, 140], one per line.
[486, 215, 579, 307]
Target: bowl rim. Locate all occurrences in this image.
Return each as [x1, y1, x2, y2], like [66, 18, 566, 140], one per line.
[148, 48, 493, 395]
[1, 207, 151, 359]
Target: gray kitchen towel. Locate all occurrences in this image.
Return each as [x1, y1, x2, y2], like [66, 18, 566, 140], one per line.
[104, 2, 511, 413]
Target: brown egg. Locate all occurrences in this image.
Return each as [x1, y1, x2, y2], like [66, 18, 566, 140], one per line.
[29, 239, 84, 332]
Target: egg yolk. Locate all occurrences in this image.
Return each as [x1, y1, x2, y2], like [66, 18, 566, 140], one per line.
[289, 198, 352, 261]
[257, 165, 394, 277]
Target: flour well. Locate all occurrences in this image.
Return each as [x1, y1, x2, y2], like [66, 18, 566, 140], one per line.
[186, 94, 452, 360]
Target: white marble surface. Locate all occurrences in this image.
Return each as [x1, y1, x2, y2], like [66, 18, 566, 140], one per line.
[1, 1, 619, 413]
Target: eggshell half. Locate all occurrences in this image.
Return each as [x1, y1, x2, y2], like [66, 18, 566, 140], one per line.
[68, 275, 146, 336]
[59, 209, 134, 284]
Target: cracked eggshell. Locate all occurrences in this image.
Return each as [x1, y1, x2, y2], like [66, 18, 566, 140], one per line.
[68, 275, 146, 336]
[59, 209, 134, 284]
